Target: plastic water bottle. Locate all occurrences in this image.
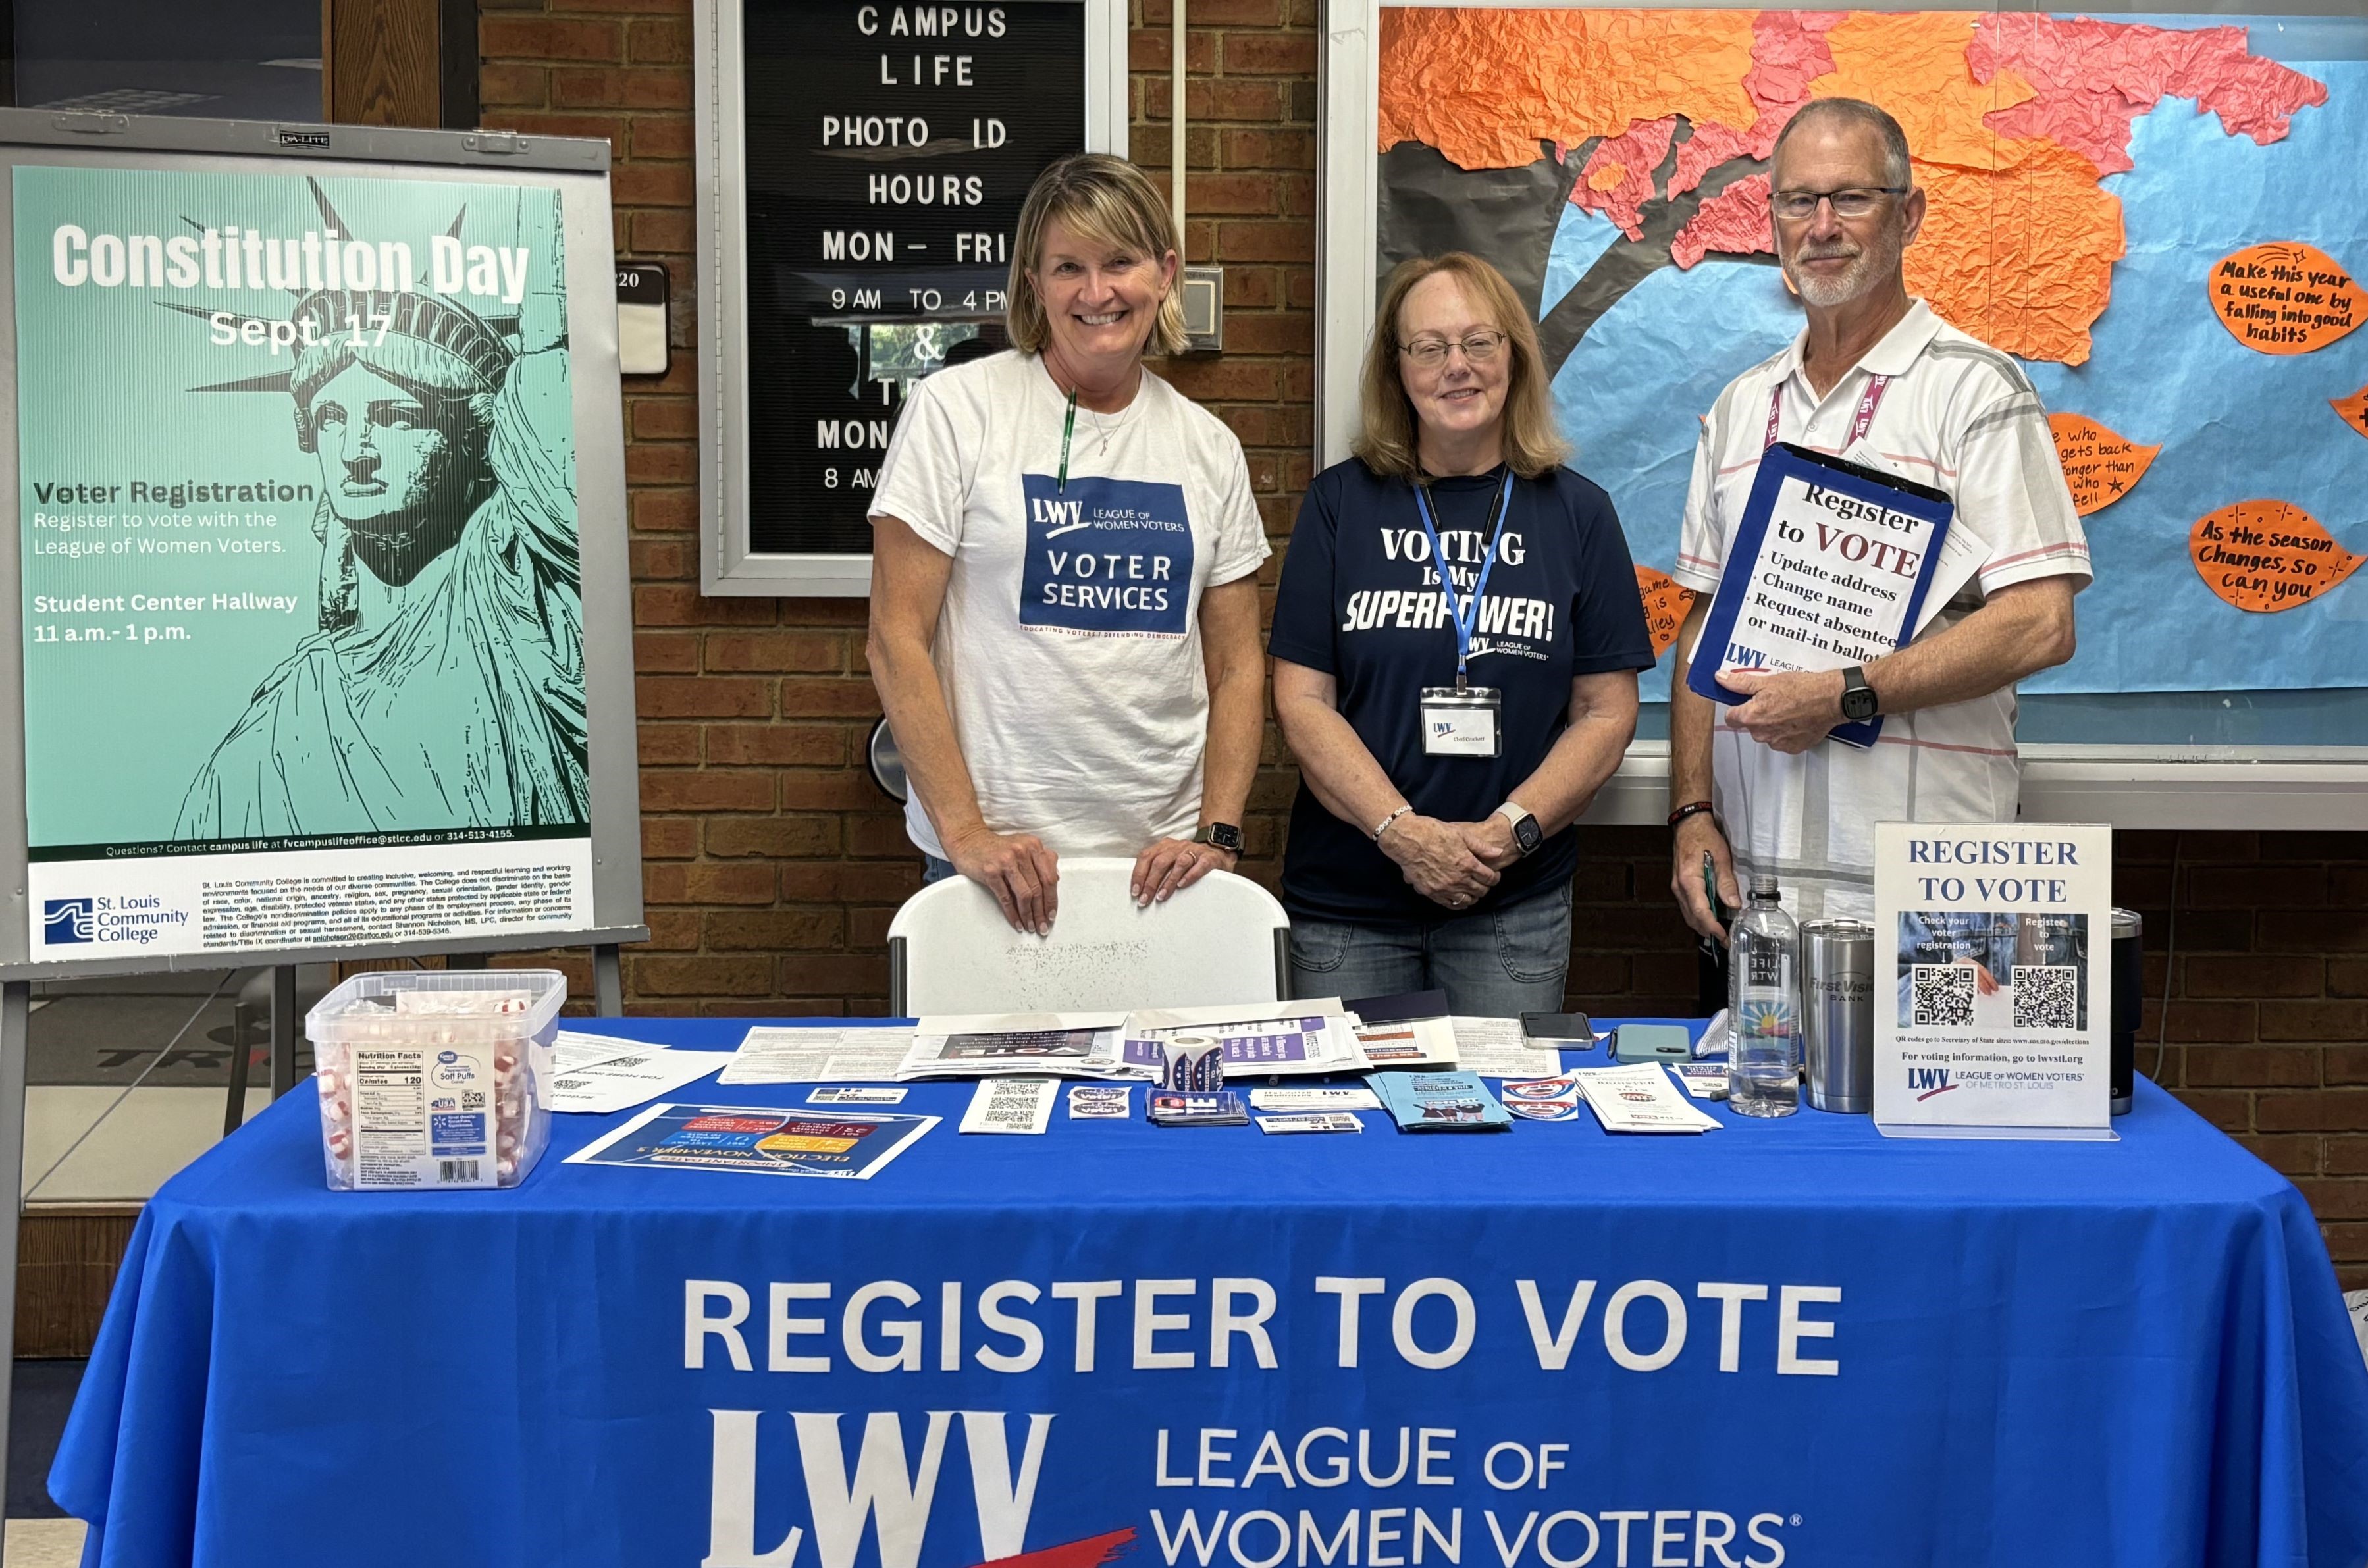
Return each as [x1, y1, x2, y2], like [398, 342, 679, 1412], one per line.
[1728, 874, 1801, 1118]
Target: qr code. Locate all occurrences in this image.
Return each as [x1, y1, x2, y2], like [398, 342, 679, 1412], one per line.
[2013, 965, 2082, 1032]
[1911, 964, 1976, 1026]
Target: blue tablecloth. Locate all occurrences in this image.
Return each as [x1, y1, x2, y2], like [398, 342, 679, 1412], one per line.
[51, 1017, 2368, 1567]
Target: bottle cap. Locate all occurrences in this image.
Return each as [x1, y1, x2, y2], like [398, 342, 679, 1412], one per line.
[1749, 873, 1780, 900]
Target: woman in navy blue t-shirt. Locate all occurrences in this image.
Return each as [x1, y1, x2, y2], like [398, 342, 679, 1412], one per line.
[1269, 253, 1653, 1014]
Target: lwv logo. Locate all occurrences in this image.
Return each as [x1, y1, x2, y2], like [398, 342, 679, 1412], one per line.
[1908, 1066, 1956, 1101]
[703, 1409, 1053, 1568]
[1031, 497, 1087, 537]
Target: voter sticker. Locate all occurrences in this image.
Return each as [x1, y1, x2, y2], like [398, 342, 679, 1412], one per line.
[1500, 1075, 1579, 1102]
[1068, 1085, 1132, 1120]
[1419, 686, 1501, 757]
[1506, 1097, 1581, 1121]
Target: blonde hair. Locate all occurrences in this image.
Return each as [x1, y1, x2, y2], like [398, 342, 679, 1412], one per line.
[1006, 154, 1187, 359]
[1353, 253, 1569, 481]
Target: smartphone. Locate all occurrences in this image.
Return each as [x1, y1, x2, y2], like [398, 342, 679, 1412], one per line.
[1520, 1012, 1594, 1049]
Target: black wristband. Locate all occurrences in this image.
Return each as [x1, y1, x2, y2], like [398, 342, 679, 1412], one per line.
[1668, 800, 1716, 829]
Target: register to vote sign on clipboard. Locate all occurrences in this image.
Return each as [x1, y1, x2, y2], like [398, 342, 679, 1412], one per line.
[1687, 444, 1976, 747]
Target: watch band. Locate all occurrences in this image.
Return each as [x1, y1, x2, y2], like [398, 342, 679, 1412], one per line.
[1840, 666, 1878, 721]
[1496, 801, 1542, 856]
[1194, 822, 1243, 853]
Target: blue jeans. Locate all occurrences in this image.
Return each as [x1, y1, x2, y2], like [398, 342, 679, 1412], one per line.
[923, 854, 957, 885]
[1288, 881, 1573, 1017]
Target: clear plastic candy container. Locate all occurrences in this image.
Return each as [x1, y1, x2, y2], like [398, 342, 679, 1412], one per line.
[307, 970, 566, 1191]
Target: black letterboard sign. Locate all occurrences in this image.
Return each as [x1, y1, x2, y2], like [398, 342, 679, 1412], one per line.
[738, 0, 1086, 554]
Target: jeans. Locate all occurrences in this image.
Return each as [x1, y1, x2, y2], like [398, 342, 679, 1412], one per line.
[1287, 880, 1573, 1017]
[923, 854, 958, 885]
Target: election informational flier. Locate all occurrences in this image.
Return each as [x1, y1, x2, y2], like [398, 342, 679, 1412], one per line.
[1873, 822, 2115, 1139]
[15, 164, 591, 961]
[564, 1105, 938, 1179]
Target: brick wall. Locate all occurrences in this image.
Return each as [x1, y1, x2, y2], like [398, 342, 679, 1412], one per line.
[475, 2, 2368, 1285]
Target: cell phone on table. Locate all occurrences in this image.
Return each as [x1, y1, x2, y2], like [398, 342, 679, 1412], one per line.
[1519, 1012, 1594, 1049]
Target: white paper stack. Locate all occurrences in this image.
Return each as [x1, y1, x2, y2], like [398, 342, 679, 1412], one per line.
[1571, 1063, 1723, 1134]
[546, 1032, 725, 1113]
[716, 1026, 917, 1085]
[1353, 1014, 1459, 1069]
[898, 1012, 1131, 1081]
[1122, 999, 1368, 1078]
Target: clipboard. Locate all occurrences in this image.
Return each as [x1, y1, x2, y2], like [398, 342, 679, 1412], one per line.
[1685, 442, 1956, 748]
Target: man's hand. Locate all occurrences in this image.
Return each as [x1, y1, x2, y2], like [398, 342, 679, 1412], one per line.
[1670, 812, 1740, 944]
[1458, 814, 1522, 872]
[1381, 814, 1500, 910]
[1724, 667, 1848, 754]
[944, 827, 1060, 935]
[1131, 837, 1237, 907]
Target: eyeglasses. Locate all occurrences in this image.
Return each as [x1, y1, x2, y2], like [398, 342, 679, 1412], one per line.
[1768, 186, 1908, 222]
[1399, 330, 1507, 367]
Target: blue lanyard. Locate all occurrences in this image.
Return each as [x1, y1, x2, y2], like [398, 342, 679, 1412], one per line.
[1411, 470, 1516, 689]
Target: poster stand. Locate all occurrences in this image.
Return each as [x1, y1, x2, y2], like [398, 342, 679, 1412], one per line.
[0, 111, 650, 1550]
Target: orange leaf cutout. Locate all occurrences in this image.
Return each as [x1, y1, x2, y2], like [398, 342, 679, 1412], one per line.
[1635, 565, 1697, 660]
[2209, 242, 2366, 355]
[2190, 500, 2365, 613]
[2048, 413, 2160, 517]
[2333, 385, 2368, 441]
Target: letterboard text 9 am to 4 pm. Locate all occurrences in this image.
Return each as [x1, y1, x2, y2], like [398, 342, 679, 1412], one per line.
[737, 0, 1084, 555]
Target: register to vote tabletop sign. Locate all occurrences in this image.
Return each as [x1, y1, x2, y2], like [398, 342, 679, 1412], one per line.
[1873, 822, 2113, 1137]
[14, 164, 594, 962]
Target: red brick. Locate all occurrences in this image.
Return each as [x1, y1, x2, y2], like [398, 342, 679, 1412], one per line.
[632, 398, 699, 441]
[631, 956, 774, 997]
[552, 66, 693, 110]
[614, 161, 695, 207]
[1223, 31, 1317, 73]
[706, 633, 844, 672]
[685, 863, 781, 904]
[481, 16, 622, 61]
[779, 954, 891, 994]
[704, 724, 847, 767]
[777, 679, 883, 719]
[639, 771, 774, 813]
[638, 725, 700, 766]
[630, 538, 691, 581]
[641, 818, 698, 859]
[2261, 1001, 2368, 1042]
[2182, 1045, 2321, 1088]
[631, 116, 694, 161]
[634, 633, 699, 673]
[781, 863, 923, 902]
[1216, 219, 1314, 263]
[2295, 1180, 2368, 1220]
[626, 16, 693, 64]
[708, 910, 845, 950]
[2184, 954, 2317, 997]
[2325, 1137, 2368, 1176]
[643, 910, 702, 951]
[2258, 1091, 2368, 1133]
[2263, 910, 2368, 951]
[481, 64, 550, 108]
[706, 816, 838, 859]
[2234, 1133, 2320, 1179]
[637, 675, 774, 718]
[631, 486, 700, 533]
[2172, 1088, 2253, 1133]
[635, 585, 777, 627]
[627, 443, 698, 486]
[779, 771, 896, 810]
[633, 209, 695, 253]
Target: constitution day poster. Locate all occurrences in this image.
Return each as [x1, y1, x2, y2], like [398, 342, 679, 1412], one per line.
[14, 163, 592, 962]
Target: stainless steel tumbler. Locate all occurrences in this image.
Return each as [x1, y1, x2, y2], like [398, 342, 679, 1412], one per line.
[1801, 919, 1876, 1114]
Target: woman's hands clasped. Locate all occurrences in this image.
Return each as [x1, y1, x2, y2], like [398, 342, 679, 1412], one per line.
[1380, 814, 1500, 911]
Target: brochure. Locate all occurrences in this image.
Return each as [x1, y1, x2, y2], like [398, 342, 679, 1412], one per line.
[1371, 1070, 1512, 1132]
[1671, 1064, 1730, 1101]
[1571, 1064, 1722, 1134]
[715, 1026, 916, 1085]
[1255, 1111, 1365, 1134]
[1120, 1001, 1366, 1078]
[564, 1104, 937, 1178]
[807, 1087, 908, 1105]
[546, 1033, 725, 1114]
[960, 1078, 1057, 1134]
[899, 1012, 1130, 1081]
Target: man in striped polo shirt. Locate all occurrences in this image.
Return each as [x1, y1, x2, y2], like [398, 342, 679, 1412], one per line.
[1667, 97, 2091, 931]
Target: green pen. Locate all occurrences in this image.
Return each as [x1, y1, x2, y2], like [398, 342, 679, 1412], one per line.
[1057, 389, 1078, 494]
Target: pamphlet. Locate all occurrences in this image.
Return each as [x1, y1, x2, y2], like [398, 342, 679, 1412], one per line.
[715, 1026, 916, 1085]
[1371, 1070, 1512, 1132]
[808, 1087, 908, 1105]
[1147, 1090, 1249, 1127]
[1571, 1064, 1722, 1134]
[1255, 1112, 1365, 1134]
[1873, 821, 2116, 1140]
[1248, 1086, 1381, 1112]
[1346, 990, 1460, 1068]
[546, 1033, 725, 1114]
[900, 1012, 1130, 1081]
[564, 1103, 937, 1178]
[1671, 1064, 1730, 1101]
[1121, 1001, 1366, 1078]
[960, 1078, 1058, 1134]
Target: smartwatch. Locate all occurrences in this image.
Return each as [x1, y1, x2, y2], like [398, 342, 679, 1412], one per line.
[1495, 802, 1543, 857]
[1194, 822, 1244, 854]
[1839, 666, 1878, 723]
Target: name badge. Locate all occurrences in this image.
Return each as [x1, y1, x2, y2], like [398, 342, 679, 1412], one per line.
[1420, 686, 1501, 758]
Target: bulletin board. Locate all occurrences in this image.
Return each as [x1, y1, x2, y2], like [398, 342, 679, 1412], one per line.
[1319, 0, 2368, 827]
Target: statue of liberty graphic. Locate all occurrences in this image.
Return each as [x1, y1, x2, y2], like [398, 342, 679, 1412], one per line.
[172, 182, 587, 840]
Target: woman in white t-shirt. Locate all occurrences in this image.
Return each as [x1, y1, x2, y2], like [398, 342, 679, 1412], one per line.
[867, 154, 1270, 935]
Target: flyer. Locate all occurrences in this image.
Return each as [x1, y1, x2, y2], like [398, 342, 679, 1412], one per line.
[563, 1105, 937, 1178]
[1371, 1070, 1512, 1132]
[960, 1078, 1057, 1134]
[544, 1034, 723, 1114]
[900, 1012, 1129, 1081]
[1872, 822, 2115, 1139]
[1121, 1001, 1366, 1078]
[1570, 1064, 1722, 1134]
[716, 1026, 914, 1085]
[15, 164, 593, 961]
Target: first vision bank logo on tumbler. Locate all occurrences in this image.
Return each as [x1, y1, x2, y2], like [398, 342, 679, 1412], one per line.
[1020, 474, 1192, 637]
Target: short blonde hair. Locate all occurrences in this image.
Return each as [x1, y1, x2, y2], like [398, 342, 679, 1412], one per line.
[1353, 253, 1569, 481]
[1006, 154, 1187, 358]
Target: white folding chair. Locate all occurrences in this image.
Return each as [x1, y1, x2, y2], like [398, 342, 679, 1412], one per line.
[885, 856, 1291, 1015]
